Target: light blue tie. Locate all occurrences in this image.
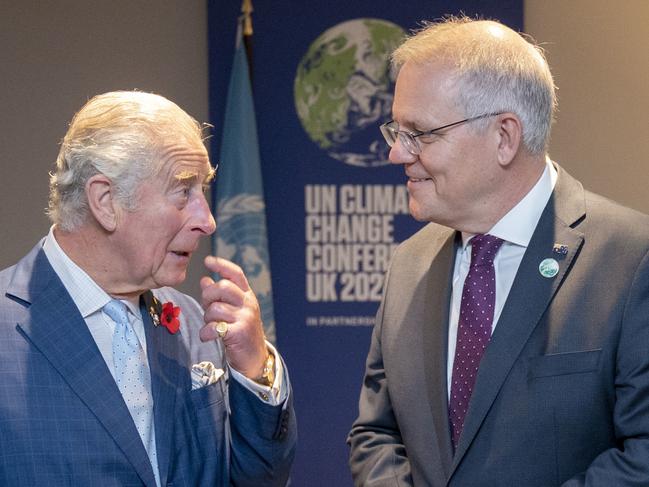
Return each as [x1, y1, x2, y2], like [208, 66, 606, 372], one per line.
[104, 299, 160, 486]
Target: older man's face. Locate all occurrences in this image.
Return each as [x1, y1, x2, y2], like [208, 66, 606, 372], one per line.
[388, 61, 503, 233]
[113, 143, 216, 291]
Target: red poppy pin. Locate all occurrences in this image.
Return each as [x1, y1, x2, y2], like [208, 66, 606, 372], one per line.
[160, 301, 181, 334]
[143, 291, 181, 335]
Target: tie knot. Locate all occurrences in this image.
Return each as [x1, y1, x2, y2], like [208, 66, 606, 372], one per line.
[470, 234, 504, 266]
[103, 299, 129, 325]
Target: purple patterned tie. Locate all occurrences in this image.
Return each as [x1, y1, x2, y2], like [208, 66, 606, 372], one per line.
[449, 234, 504, 450]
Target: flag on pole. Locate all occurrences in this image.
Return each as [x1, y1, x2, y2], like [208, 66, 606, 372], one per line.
[212, 12, 276, 343]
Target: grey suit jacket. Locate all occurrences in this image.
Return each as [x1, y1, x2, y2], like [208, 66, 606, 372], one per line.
[349, 166, 649, 486]
[0, 241, 296, 486]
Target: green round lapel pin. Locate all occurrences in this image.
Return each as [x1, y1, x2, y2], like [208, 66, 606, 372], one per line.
[539, 258, 559, 278]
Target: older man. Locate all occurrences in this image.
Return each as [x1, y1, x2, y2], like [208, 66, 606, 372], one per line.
[0, 91, 296, 486]
[348, 17, 649, 486]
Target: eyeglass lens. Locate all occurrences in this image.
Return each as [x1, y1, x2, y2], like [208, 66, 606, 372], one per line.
[381, 124, 420, 155]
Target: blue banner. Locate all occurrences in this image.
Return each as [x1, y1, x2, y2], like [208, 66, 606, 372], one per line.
[208, 2, 522, 484]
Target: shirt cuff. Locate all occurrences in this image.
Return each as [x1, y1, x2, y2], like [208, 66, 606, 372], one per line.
[228, 341, 288, 406]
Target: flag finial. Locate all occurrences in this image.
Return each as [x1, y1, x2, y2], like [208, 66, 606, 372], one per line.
[241, 0, 253, 36]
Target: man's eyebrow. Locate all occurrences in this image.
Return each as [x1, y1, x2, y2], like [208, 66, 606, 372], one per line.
[174, 169, 215, 185]
[174, 170, 199, 182]
[395, 114, 440, 131]
[204, 167, 216, 184]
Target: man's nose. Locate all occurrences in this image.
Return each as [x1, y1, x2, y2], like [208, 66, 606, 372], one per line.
[388, 137, 417, 165]
[192, 193, 216, 235]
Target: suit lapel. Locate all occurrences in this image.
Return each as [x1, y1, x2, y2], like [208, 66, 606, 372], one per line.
[450, 167, 586, 473]
[142, 293, 181, 487]
[422, 229, 458, 478]
[8, 246, 158, 487]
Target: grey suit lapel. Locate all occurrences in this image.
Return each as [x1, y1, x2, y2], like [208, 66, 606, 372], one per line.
[8, 246, 158, 487]
[421, 229, 458, 478]
[450, 167, 586, 473]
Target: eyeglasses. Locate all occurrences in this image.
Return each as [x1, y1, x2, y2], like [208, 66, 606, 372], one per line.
[380, 112, 503, 155]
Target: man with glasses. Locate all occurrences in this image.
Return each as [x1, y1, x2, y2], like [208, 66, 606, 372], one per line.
[349, 16, 649, 486]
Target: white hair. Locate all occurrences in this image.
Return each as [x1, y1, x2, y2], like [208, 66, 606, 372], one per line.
[392, 16, 556, 155]
[48, 91, 207, 231]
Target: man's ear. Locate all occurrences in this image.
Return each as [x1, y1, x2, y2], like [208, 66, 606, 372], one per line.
[86, 174, 119, 232]
[495, 113, 523, 167]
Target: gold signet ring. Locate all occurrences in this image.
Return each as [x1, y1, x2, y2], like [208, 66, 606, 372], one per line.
[215, 321, 229, 339]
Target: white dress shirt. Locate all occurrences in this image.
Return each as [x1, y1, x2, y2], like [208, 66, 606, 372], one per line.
[42, 227, 286, 406]
[447, 159, 558, 395]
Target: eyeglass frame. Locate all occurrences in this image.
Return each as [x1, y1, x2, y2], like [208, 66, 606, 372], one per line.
[380, 112, 504, 155]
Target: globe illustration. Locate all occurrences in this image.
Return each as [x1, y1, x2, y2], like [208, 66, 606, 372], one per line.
[294, 18, 405, 167]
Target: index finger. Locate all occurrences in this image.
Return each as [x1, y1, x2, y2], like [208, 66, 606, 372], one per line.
[204, 255, 250, 292]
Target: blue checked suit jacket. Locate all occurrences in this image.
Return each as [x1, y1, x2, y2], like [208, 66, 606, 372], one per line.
[0, 242, 296, 486]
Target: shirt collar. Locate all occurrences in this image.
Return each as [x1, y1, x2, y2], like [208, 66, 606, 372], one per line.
[461, 158, 557, 249]
[43, 226, 116, 318]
